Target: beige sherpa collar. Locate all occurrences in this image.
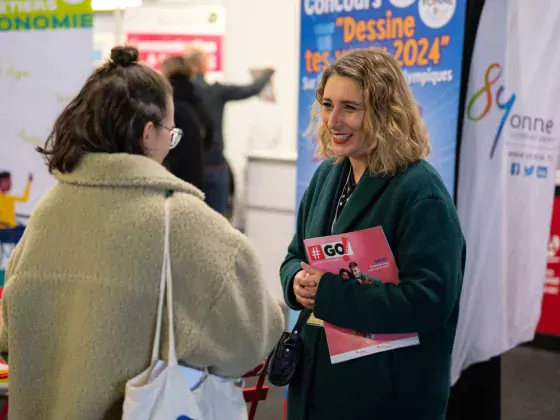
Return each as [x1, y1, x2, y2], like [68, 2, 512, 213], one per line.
[55, 152, 204, 200]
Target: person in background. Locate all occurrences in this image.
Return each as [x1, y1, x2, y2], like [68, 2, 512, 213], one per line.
[280, 48, 465, 420]
[0, 46, 284, 420]
[0, 172, 33, 229]
[160, 56, 214, 191]
[225, 159, 236, 222]
[183, 47, 275, 215]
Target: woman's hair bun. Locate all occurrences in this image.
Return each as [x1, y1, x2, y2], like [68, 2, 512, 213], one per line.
[110, 46, 139, 67]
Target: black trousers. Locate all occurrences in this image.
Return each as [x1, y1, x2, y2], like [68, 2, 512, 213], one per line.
[446, 356, 501, 420]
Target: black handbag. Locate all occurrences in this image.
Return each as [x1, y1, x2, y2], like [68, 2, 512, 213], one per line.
[266, 308, 312, 387]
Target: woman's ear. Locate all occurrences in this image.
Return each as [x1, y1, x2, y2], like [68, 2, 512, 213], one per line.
[142, 121, 156, 150]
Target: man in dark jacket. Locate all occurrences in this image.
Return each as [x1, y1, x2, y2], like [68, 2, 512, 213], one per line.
[161, 56, 214, 191]
[184, 48, 275, 215]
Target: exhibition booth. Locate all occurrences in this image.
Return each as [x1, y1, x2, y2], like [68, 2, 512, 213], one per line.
[1, 0, 560, 418]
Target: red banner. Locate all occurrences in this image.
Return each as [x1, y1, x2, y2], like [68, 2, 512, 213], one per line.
[126, 33, 223, 72]
[537, 195, 560, 337]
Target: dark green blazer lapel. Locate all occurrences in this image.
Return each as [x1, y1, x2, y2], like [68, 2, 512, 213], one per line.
[306, 160, 344, 239]
[332, 171, 393, 235]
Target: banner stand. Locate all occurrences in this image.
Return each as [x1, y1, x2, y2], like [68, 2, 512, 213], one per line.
[452, 0, 560, 417]
[446, 1, 502, 419]
[289, 0, 468, 416]
[0, 1, 93, 286]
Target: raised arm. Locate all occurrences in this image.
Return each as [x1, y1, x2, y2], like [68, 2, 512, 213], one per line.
[14, 176, 32, 203]
[218, 68, 274, 102]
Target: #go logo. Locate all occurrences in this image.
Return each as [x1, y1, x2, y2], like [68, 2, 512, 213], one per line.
[307, 237, 354, 262]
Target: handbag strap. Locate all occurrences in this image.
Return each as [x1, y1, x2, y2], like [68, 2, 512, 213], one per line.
[150, 197, 178, 366]
[291, 308, 312, 340]
[264, 308, 312, 370]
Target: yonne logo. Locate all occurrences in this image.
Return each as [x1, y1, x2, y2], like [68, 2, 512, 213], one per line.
[466, 63, 515, 159]
[466, 63, 554, 160]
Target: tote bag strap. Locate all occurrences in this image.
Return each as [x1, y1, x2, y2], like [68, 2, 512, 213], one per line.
[150, 197, 179, 366]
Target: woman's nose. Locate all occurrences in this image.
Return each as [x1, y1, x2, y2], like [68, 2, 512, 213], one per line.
[328, 109, 343, 129]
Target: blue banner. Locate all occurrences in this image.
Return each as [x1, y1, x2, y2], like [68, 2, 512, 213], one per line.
[296, 0, 467, 205]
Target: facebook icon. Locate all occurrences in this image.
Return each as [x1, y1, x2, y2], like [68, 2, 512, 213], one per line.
[510, 162, 521, 176]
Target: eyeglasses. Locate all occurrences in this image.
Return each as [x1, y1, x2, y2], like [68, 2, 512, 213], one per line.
[157, 123, 183, 149]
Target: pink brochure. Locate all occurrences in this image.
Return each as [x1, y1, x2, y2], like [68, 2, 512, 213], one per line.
[304, 226, 419, 364]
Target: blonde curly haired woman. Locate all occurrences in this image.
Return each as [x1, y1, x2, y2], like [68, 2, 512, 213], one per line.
[280, 48, 466, 420]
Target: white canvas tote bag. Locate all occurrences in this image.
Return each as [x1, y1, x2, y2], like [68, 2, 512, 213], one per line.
[121, 197, 248, 420]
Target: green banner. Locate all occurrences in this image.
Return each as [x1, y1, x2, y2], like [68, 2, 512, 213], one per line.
[0, 0, 93, 32]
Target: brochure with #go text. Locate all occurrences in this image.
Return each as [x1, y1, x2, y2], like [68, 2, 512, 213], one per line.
[304, 226, 419, 364]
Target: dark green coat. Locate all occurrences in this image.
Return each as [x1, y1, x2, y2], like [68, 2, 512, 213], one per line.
[280, 158, 465, 420]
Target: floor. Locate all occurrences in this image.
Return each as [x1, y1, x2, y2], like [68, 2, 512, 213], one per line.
[502, 345, 560, 420]
[250, 344, 560, 420]
[0, 345, 557, 419]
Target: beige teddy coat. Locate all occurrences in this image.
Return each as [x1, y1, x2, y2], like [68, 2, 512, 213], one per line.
[0, 153, 284, 419]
